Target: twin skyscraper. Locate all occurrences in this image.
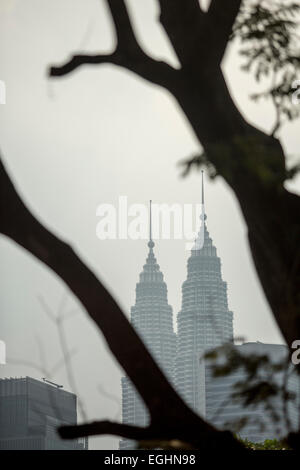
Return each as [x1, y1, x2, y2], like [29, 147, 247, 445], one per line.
[120, 173, 234, 449]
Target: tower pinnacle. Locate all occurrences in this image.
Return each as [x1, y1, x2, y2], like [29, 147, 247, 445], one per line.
[200, 170, 207, 222]
[192, 171, 206, 251]
[148, 199, 154, 249]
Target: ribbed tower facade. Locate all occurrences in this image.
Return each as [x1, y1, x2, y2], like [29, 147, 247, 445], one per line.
[175, 173, 234, 415]
[120, 202, 176, 449]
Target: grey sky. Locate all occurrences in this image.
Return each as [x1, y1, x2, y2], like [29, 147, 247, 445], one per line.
[0, 0, 299, 449]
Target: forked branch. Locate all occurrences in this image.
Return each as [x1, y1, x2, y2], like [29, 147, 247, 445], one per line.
[50, 0, 177, 89]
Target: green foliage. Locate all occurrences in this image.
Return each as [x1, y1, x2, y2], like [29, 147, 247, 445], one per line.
[233, 0, 300, 133]
[240, 437, 291, 450]
[179, 2, 300, 181]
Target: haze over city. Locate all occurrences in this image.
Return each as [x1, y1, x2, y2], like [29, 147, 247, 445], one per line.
[0, 0, 299, 449]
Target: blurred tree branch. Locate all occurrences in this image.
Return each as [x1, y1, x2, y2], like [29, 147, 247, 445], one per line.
[50, 0, 177, 89]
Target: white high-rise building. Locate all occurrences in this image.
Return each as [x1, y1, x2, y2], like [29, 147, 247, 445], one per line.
[175, 172, 234, 415]
[120, 202, 176, 450]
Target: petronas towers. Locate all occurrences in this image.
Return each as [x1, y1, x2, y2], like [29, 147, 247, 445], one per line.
[120, 202, 176, 449]
[176, 179, 233, 414]
[120, 174, 234, 449]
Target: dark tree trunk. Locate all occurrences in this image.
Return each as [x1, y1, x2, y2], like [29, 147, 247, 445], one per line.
[171, 67, 300, 348]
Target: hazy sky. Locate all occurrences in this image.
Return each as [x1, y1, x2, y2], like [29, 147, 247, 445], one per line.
[0, 0, 299, 449]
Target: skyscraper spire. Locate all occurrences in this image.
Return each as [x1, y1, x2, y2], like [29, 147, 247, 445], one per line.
[149, 199, 154, 248]
[201, 169, 206, 222]
[201, 170, 204, 206]
[120, 200, 176, 449]
[192, 170, 206, 251]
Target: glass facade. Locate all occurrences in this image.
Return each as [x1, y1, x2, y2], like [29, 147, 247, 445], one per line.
[0, 377, 88, 450]
[120, 238, 176, 449]
[175, 210, 234, 415]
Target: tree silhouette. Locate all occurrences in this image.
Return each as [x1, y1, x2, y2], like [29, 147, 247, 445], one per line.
[1, 0, 299, 448]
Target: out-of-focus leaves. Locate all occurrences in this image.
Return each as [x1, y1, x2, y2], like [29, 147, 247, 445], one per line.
[225, 416, 249, 433]
[178, 152, 217, 179]
[205, 343, 298, 434]
[232, 380, 278, 406]
[232, 1, 300, 133]
[285, 162, 300, 179]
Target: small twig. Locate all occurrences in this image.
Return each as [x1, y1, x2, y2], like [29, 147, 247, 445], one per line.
[38, 292, 88, 421]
